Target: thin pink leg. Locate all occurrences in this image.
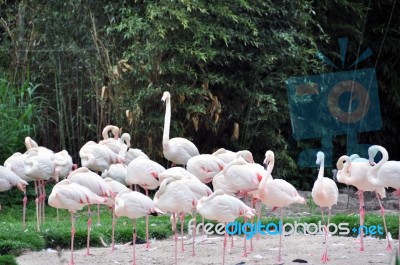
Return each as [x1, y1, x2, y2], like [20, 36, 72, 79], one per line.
[173, 213, 178, 265]
[132, 219, 137, 265]
[358, 190, 365, 251]
[86, 205, 92, 255]
[250, 216, 254, 252]
[145, 189, 150, 249]
[70, 212, 76, 265]
[223, 223, 227, 265]
[111, 209, 116, 252]
[22, 191, 27, 229]
[192, 213, 196, 256]
[242, 217, 247, 257]
[321, 209, 331, 263]
[180, 213, 185, 252]
[376, 192, 392, 252]
[41, 180, 46, 224]
[277, 208, 283, 264]
[34, 180, 40, 232]
[256, 200, 261, 240]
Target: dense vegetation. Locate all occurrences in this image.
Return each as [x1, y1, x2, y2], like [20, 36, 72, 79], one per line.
[0, 1, 399, 187]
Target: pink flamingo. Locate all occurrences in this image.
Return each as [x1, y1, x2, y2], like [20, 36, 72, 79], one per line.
[336, 154, 387, 251]
[0, 166, 28, 210]
[115, 188, 163, 265]
[103, 177, 130, 252]
[212, 148, 254, 163]
[186, 154, 225, 183]
[98, 125, 120, 151]
[79, 141, 125, 173]
[4, 152, 33, 228]
[102, 163, 128, 186]
[124, 148, 149, 166]
[161, 91, 199, 166]
[68, 167, 113, 255]
[126, 157, 166, 248]
[154, 176, 211, 263]
[258, 150, 305, 264]
[23, 147, 55, 231]
[367, 145, 399, 253]
[48, 179, 106, 265]
[311, 151, 338, 263]
[196, 189, 255, 265]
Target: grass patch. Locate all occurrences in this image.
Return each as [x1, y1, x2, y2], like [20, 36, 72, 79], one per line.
[0, 255, 18, 265]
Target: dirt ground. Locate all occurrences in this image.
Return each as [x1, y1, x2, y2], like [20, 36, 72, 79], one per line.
[16, 232, 397, 265]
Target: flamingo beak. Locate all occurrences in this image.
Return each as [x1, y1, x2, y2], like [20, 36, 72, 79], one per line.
[17, 183, 26, 192]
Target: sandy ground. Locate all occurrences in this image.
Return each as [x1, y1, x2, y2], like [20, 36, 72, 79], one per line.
[16, 233, 397, 265]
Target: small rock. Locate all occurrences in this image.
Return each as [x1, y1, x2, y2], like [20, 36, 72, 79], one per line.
[292, 259, 308, 263]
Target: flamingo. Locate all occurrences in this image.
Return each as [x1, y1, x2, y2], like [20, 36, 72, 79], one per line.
[4, 152, 33, 227]
[48, 179, 106, 265]
[79, 141, 125, 173]
[158, 167, 199, 183]
[212, 171, 236, 196]
[196, 189, 255, 265]
[367, 145, 400, 253]
[68, 167, 113, 255]
[258, 150, 306, 264]
[115, 188, 163, 265]
[102, 164, 128, 185]
[186, 154, 225, 183]
[52, 150, 74, 181]
[311, 151, 338, 263]
[336, 154, 387, 251]
[154, 176, 211, 263]
[126, 157, 166, 248]
[0, 166, 28, 210]
[23, 147, 55, 231]
[98, 125, 120, 149]
[103, 177, 129, 252]
[212, 148, 254, 163]
[124, 148, 150, 166]
[161, 91, 199, 166]
[100, 132, 131, 155]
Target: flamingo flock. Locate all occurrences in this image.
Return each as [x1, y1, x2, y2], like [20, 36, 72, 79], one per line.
[0, 90, 398, 265]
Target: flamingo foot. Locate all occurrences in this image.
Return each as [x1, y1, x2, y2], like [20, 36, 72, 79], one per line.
[321, 251, 330, 263]
[386, 242, 393, 253]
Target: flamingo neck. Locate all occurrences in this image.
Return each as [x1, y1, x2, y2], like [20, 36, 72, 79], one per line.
[336, 156, 352, 183]
[315, 159, 324, 187]
[163, 97, 171, 148]
[266, 158, 274, 175]
[368, 146, 388, 184]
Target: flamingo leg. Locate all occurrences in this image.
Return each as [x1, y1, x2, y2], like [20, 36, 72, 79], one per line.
[376, 192, 392, 252]
[278, 208, 283, 264]
[145, 189, 150, 249]
[173, 213, 178, 265]
[34, 180, 40, 232]
[223, 223, 227, 265]
[41, 180, 46, 224]
[111, 208, 116, 252]
[192, 213, 196, 256]
[321, 209, 331, 263]
[249, 215, 254, 252]
[357, 190, 365, 251]
[70, 212, 76, 265]
[231, 225, 234, 248]
[132, 219, 137, 265]
[97, 204, 101, 225]
[86, 205, 92, 256]
[256, 200, 261, 240]
[22, 191, 27, 229]
[242, 216, 247, 257]
[180, 213, 185, 252]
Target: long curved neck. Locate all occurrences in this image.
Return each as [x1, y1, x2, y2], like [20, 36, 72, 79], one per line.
[337, 156, 352, 183]
[266, 158, 275, 175]
[163, 97, 171, 147]
[368, 146, 388, 181]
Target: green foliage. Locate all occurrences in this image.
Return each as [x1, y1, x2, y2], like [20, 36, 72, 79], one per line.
[0, 77, 41, 163]
[0, 255, 18, 265]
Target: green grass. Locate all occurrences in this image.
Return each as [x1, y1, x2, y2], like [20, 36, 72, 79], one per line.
[0, 255, 18, 265]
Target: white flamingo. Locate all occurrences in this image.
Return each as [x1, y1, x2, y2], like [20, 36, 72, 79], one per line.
[336, 154, 387, 251]
[311, 151, 338, 263]
[79, 141, 125, 172]
[68, 167, 113, 255]
[196, 189, 255, 265]
[258, 150, 305, 264]
[115, 188, 163, 265]
[124, 148, 149, 166]
[0, 166, 28, 210]
[101, 163, 128, 185]
[212, 148, 254, 163]
[367, 145, 400, 253]
[186, 154, 225, 183]
[161, 91, 199, 166]
[48, 179, 106, 265]
[126, 157, 166, 248]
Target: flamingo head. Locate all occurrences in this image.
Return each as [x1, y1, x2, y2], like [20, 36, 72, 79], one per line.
[263, 150, 274, 165]
[368, 145, 380, 166]
[316, 151, 324, 165]
[238, 150, 254, 163]
[16, 182, 27, 192]
[161, 91, 171, 102]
